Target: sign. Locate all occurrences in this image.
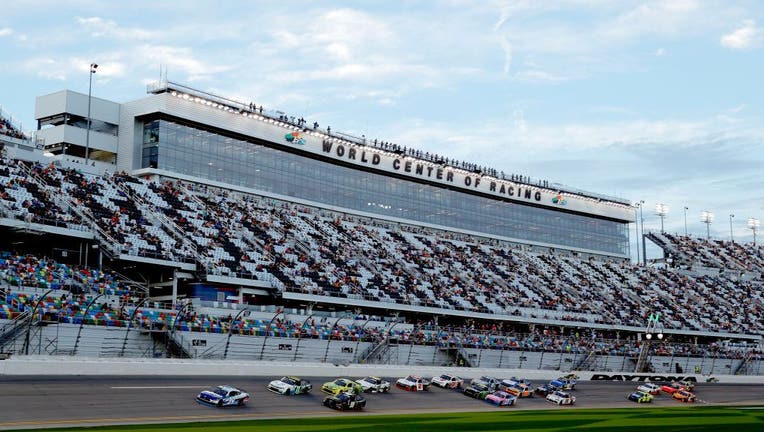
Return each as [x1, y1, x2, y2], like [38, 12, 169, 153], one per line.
[591, 374, 697, 382]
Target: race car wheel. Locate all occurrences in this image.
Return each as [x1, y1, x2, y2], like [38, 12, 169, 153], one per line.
[217, 400, 223, 407]
[237, 399, 244, 406]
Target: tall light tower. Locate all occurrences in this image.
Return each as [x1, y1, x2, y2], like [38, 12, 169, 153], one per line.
[748, 218, 760, 245]
[729, 214, 735, 243]
[639, 200, 645, 265]
[85, 62, 98, 165]
[683, 206, 688, 236]
[655, 203, 669, 233]
[701, 211, 714, 240]
[633, 202, 641, 265]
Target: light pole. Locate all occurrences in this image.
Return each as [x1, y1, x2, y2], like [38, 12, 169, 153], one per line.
[644, 312, 664, 341]
[748, 218, 760, 245]
[85, 62, 98, 165]
[701, 211, 714, 240]
[633, 202, 641, 265]
[729, 214, 735, 243]
[683, 206, 688, 236]
[639, 200, 646, 265]
[655, 203, 669, 233]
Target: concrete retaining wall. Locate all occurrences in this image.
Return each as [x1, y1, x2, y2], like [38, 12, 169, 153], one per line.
[1, 355, 762, 384]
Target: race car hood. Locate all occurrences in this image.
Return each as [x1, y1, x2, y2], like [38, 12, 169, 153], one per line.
[269, 380, 290, 390]
[198, 390, 223, 401]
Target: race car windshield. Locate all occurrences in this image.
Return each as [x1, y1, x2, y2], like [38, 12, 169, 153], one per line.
[439, 375, 451, 380]
[212, 388, 228, 396]
[405, 376, 418, 381]
[282, 377, 297, 385]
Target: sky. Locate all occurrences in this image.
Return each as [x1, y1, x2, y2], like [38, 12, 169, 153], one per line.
[1, 0, 763, 259]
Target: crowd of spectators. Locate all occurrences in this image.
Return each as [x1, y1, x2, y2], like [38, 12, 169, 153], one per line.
[1, 283, 758, 362]
[0, 112, 26, 140]
[650, 231, 764, 272]
[0, 158, 82, 227]
[0, 155, 762, 336]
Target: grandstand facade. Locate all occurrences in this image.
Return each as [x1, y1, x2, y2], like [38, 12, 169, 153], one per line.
[37, 81, 634, 258]
[0, 82, 761, 375]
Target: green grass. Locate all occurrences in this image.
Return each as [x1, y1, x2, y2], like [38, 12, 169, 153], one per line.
[12, 406, 764, 432]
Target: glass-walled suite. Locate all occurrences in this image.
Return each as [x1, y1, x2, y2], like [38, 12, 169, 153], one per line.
[142, 120, 630, 255]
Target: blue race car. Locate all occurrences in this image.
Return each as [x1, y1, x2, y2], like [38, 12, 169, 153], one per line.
[196, 385, 250, 407]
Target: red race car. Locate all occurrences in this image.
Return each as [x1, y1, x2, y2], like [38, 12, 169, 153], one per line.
[660, 382, 685, 394]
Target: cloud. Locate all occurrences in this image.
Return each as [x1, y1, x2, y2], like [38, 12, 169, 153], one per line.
[720, 20, 762, 50]
[654, 47, 667, 56]
[76, 16, 157, 40]
[0, 27, 12, 37]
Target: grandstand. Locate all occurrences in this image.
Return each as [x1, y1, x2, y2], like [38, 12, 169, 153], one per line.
[0, 81, 761, 376]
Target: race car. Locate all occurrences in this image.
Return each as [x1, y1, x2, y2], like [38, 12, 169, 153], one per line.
[534, 383, 557, 397]
[322, 391, 367, 411]
[505, 384, 533, 398]
[356, 376, 391, 393]
[660, 382, 685, 394]
[673, 390, 696, 403]
[549, 376, 577, 390]
[196, 385, 249, 407]
[679, 380, 696, 392]
[499, 377, 532, 391]
[484, 390, 517, 407]
[470, 376, 502, 392]
[636, 383, 661, 395]
[627, 390, 654, 403]
[546, 390, 576, 405]
[267, 376, 312, 395]
[431, 373, 464, 389]
[321, 378, 363, 395]
[463, 382, 491, 400]
[396, 375, 431, 391]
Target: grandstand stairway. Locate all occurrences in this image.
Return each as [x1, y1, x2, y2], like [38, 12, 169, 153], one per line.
[0, 310, 31, 353]
[152, 330, 192, 358]
[634, 341, 652, 373]
[572, 350, 596, 371]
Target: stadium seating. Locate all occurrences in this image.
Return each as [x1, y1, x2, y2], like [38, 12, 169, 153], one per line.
[0, 155, 762, 337]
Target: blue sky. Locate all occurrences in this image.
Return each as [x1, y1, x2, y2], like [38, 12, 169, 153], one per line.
[1, 1, 763, 257]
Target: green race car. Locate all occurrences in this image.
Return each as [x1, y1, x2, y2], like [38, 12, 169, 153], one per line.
[627, 390, 654, 403]
[321, 378, 363, 395]
[463, 383, 491, 400]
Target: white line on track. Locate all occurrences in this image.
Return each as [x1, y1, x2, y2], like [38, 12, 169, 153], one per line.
[111, 386, 203, 389]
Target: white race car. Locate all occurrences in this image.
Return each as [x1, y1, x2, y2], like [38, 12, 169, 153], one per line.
[546, 390, 576, 405]
[431, 373, 464, 389]
[196, 385, 249, 407]
[267, 376, 313, 395]
[356, 376, 391, 393]
[396, 375, 430, 391]
[637, 383, 661, 395]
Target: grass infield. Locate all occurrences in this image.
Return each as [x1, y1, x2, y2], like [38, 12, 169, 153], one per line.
[14, 406, 764, 432]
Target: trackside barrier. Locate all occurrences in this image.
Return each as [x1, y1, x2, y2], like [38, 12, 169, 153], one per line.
[1, 356, 763, 384]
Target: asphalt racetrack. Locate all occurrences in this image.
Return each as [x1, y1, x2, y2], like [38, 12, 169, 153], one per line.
[0, 376, 762, 430]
